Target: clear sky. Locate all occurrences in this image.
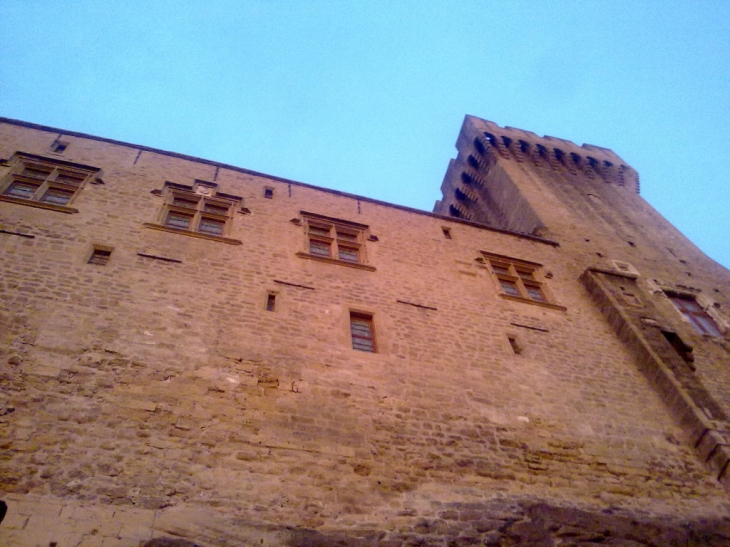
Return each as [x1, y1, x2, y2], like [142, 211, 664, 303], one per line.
[1, 1, 728, 268]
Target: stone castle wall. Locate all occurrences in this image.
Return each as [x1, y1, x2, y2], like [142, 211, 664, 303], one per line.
[1, 118, 729, 546]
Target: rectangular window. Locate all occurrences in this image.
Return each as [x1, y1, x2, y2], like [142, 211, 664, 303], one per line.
[6, 181, 40, 199]
[299, 213, 369, 266]
[198, 217, 225, 235]
[0, 153, 97, 209]
[667, 294, 723, 337]
[88, 247, 112, 266]
[41, 188, 75, 205]
[483, 252, 562, 308]
[161, 189, 236, 237]
[350, 313, 375, 352]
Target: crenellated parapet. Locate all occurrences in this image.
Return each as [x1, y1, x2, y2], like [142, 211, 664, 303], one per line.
[470, 117, 639, 191]
[435, 115, 641, 232]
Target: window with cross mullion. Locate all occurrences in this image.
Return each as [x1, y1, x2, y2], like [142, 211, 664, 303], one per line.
[164, 191, 233, 236]
[668, 294, 723, 337]
[483, 253, 557, 307]
[1, 155, 96, 207]
[306, 222, 362, 263]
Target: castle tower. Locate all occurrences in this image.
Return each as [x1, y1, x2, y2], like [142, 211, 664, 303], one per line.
[437, 115, 730, 489]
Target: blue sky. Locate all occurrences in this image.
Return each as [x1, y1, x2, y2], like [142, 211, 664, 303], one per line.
[1, 1, 728, 268]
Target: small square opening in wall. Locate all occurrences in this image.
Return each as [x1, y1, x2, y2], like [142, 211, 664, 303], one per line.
[88, 246, 113, 266]
[51, 141, 68, 154]
[264, 187, 274, 199]
[442, 227, 452, 239]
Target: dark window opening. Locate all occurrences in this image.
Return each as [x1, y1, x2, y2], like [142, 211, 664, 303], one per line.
[467, 155, 480, 169]
[266, 293, 276, 312]
[536, 144, 548, 159]
[88, 248, 112, 266]
[264, 187, 274, 199]
[442, 227, 452, 239]
[484, 132, 498, 147]
[461, 172, 475, 186]
[661, 330, 695, 367]
[570, 152, 582, 165]
[587, 157, 599, 170]
[518, 140, 530, 154]
[51, 141, 68, 154]
[455, 187, 472, 203]
[553, 148, 565, 163]
[501, 136, 512, 148]
[473, 138, 485, 155]
[508, 336, 522, 355]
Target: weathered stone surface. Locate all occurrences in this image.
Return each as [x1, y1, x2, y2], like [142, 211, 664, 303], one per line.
[1, 116, 730, 546]
[141, 539, 203, 547]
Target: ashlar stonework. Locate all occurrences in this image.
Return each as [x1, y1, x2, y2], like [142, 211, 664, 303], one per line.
[1, 115, 729, 546]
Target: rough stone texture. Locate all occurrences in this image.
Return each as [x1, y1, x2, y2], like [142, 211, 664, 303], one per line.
[1, 116, 730, 546]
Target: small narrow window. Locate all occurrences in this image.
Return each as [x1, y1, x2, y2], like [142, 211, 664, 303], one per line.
[264, 187, 274, 199]
[88, 247, 112, 266]
[507, 335, 522, 355]
[51, 141, 68, 154]
[350, 313, 375, 353]
[442, 227, 452, 239]
[266, 293, 276, 312]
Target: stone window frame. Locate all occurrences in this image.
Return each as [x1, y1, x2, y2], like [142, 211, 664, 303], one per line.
[87, 244, 114, 266]
[665, 291, 726, 338]
[0, 152, 100, 213]
[350, 311, 376, 353]
[144, 181, 244, 245]
[295, 211, 376, 271]
[481, 251, 566, 311]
